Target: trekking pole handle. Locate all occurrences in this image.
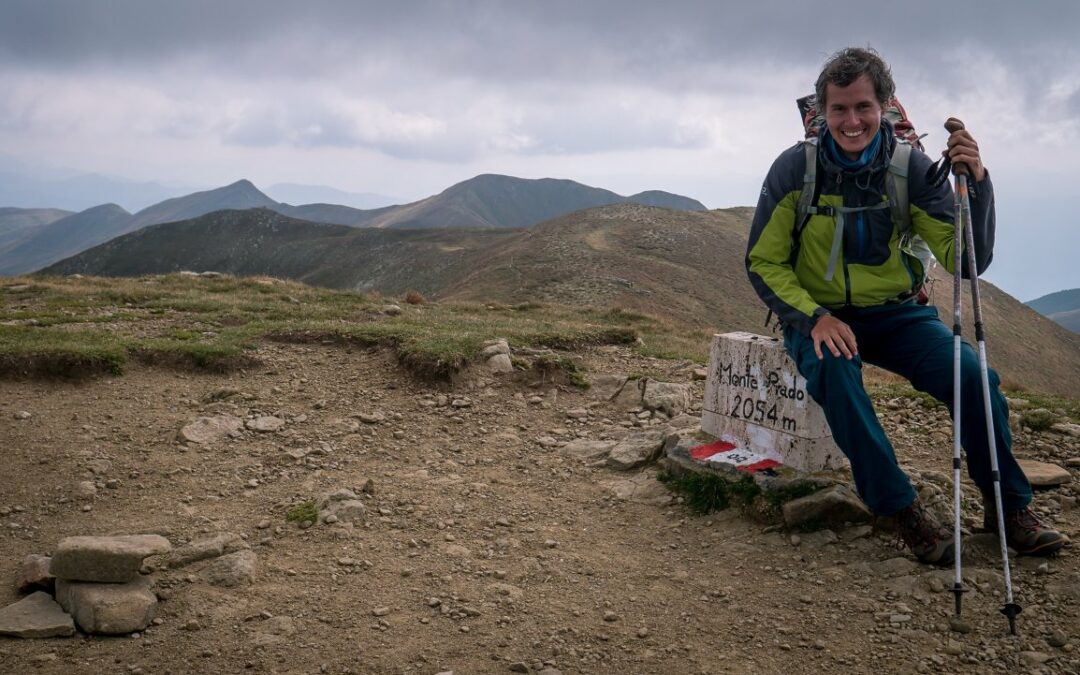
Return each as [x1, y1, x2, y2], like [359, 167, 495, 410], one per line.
[944, 118, 969, 176]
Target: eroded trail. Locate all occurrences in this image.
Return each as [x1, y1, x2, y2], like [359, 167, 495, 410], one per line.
[1, 343, 1078, 674]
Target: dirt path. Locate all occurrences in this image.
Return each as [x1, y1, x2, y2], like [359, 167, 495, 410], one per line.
[1, 342, 1077, 674]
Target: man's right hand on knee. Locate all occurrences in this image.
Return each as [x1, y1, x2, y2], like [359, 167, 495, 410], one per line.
[811, 313, 859, 360]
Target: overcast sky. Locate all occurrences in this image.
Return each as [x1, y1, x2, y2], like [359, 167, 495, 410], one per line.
[2, 0, 1078, 300]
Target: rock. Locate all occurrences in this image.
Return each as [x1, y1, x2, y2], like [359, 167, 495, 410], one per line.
[566, 408, 589, 419]
[613, 378, 645, 409]
[73, 481, 97, 500]
[246, 416, 285, 433]
[948, 615, 972, 634]
[588, 374, 629, 401]
[1047, 629, 1069, 648]
[1046, 572, 1080, 602]
[201, 550, 257, 587]
[50, 535, 172, 583]
[1051, 422, 1080, 438]
[357, 411, 385, 424]
[167, 533, 246, 569]
[1020, 651, 1053, 667]
[0, 592, 75, 638]
[55, 578, 157, 635]
[781, 485, 872, 528]
[605, 472, 674, 506]
[486, 353, 514, 373]
[13, 410, 31, 420]
[692, 367, 708, 381]
[382, 304, 402, 316]
[481, 339, 510, 358]
[869, 557, 919, 578]
[642, 380, 692, 417]
[606, 430, 669, 471]
[560, 440, 616, 462]
[177, 415, 244, 444]
[325, 500, 366, 524]
[15, 554, 54, 594]
[1018, 459, 1072, 488]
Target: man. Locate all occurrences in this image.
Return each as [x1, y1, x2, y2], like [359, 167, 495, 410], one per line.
[745, 47, 1067, 565]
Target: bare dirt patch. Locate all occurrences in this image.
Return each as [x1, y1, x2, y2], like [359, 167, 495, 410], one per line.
[1, 341, 1078, 674]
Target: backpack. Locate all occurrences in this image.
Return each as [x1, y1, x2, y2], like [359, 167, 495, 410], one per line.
[793, 95, 935, 303]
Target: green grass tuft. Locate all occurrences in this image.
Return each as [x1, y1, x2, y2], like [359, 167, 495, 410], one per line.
[659, 471, 761, 515]
[286, 500, 318, 524]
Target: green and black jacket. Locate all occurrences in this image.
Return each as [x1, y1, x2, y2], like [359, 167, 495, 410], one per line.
[746, 122, 995, 336]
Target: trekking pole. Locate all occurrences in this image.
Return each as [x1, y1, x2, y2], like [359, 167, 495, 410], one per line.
[948, 130, 967, 620]
[945, 117, 1022, 635]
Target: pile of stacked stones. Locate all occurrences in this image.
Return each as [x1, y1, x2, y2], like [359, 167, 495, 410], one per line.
[0, 534, 170, 638]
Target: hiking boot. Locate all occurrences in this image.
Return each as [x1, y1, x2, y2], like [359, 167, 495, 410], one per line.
[983, 500, 1070, 556]
[894, 498, 956, 567]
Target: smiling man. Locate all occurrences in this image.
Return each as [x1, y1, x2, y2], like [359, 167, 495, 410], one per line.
[745, 47, 1067, 564]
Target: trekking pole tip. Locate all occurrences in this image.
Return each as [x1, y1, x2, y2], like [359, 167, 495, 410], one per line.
[1001, 603, 1022, 635]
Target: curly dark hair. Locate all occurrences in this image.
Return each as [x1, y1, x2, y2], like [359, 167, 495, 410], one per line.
[815, 47, 895, 108]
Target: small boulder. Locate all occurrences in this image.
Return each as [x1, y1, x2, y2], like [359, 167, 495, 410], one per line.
[246, 416, 285, 433]
[15, 554, 54, 594]
[50, 534, 172, 583]
[607, 430, 670, 471]
[781, 485, 872, 529]
[559, 440, 616, 462]
[486, 353, 514, 373]
[202, 550, 257, 588]
[588, 374, 630, 402]
[55, 578, 157, 635]
[178, 415, 244, 444]
[1018, 460, 1072, 488]
[642, 380, 693, 417]
[167, 533, 246, 569]
[0, 592, 74, 638]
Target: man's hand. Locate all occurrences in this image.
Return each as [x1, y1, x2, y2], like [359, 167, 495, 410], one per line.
[811, 314, 858, 360]
[946, 128, 987, 182]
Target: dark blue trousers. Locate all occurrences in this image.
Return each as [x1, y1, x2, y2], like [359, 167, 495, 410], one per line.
[783, 303, 1032, 516]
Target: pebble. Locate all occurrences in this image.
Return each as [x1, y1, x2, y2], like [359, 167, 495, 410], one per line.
[603, 611, 619, 622]
[637, 627, 649, 638]
[948, 616, 973, 634]
[372, 607, 391, 617]
[944, 640, 962, 656]
[13, 411, 31, 420]
[1048, 629, 1069, 648]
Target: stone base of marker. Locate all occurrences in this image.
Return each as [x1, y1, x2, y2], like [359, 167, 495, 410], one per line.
[702, 332, 847, 473]
[662, 433, 841, 520]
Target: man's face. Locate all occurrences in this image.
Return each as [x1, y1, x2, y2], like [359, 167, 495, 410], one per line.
[824, 73, 883, 160]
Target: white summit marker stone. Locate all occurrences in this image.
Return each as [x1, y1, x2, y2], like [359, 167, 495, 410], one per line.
[702, 332, 845, 473]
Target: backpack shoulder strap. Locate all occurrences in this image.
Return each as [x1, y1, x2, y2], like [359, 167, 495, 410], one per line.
[794, 140, 819, 239]
[885, 141, 912, 236]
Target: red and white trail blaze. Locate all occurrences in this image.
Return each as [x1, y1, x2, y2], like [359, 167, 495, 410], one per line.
[688, 440, 780, 474]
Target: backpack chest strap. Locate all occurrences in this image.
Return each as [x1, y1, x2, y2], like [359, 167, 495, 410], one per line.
[824, 202, 891, 282]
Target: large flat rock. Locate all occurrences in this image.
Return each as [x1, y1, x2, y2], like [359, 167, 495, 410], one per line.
[0, 591, 75, 638]
[1018, 460, 1072, 488]
[55, 578, 158, 635]
[50, 534, 172, 583]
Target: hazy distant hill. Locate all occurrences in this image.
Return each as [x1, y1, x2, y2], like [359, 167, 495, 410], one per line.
[0, 169, 184, 212]
[266, 183, 398, 210]
[0, 181, 284, 274]
[127, 179, 279, 232]
[1, 174, 707, 273]
[0, 204, 132, 275]
[1027, 288, 1080, 334]
[42, 203, 1080, 397]
[0, 207, 72, 252]
[362, 174, 707, 230]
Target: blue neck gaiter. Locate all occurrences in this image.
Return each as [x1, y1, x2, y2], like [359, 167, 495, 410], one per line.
[821, 124, 884, 170]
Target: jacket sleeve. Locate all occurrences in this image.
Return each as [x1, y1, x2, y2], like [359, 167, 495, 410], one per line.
[746, 144, 830, 337]
[907, 149, 996, 278]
